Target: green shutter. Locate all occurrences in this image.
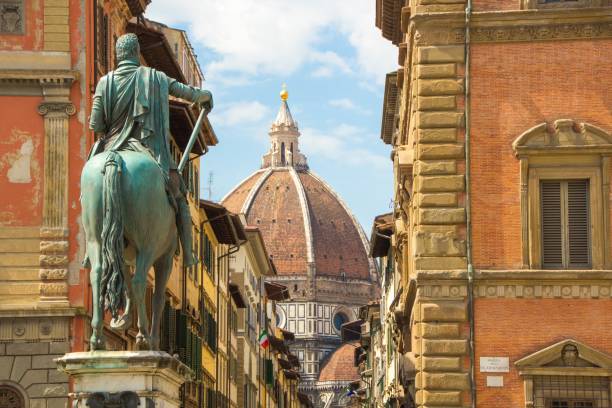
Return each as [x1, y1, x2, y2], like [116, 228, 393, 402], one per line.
[176, 312, 187, 363]
[265, 359, 274, 385]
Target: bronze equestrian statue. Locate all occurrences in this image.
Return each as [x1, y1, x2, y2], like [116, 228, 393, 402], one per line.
[81, 33, 213, 350]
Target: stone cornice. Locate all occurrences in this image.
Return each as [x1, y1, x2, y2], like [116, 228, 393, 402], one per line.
[0, 70, 78, 83]
[414, 270, 612, 299]
[409, 8, 612, 44]
[415, 269, 612, 282]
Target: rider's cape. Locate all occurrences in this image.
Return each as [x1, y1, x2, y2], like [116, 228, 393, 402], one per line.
[89, 58, 200, 179]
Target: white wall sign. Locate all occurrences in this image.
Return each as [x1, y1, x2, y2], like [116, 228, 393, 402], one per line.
[486, 376, 504, 387]
[480, 357, 510, 373]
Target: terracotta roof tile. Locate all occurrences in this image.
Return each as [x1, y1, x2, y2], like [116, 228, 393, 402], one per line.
[318, 342, 360, 382]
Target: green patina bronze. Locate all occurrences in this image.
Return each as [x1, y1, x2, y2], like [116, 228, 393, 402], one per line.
[81, 33, 212, 351]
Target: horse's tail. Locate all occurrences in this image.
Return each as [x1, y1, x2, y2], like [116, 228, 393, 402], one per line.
[100, 151, 125, 319]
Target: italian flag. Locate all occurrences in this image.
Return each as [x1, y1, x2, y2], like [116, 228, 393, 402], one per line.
[259, 329, 270, 349]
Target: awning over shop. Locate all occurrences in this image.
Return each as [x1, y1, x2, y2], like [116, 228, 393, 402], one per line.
[264, 281, 290, 301]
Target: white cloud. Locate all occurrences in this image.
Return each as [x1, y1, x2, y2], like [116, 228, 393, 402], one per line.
[310, 51, 352, 78]
[329, 98, 356, 110]
[145, 0, 396, 85]
[328, 98, 371, 115]
[300, 125, 388, 169]
[211, 101, 270, 127]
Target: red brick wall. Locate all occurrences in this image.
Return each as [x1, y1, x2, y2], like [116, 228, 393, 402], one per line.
[469, 39, 612, 269]
[474, 298, 612, 407]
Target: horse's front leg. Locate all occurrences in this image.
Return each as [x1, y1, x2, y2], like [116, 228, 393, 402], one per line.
[87, 242, 105, 350]
[133, 253, 152, 350]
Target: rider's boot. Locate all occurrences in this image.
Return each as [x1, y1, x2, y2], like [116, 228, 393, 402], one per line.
[177, 195, 198, 267]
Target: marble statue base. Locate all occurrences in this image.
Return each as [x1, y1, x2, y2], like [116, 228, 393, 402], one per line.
[55, 351, 192, 408]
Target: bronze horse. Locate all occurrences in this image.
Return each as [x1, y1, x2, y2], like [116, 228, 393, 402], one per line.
[81, 150, 177, 351]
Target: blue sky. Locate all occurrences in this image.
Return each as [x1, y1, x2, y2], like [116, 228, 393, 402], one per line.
[146, 1, 396, 229]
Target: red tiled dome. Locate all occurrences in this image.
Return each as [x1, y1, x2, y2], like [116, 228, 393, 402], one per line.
[222, 90, 374, 282]
[222, 167, 372, 280]
[318, 342, 360, 382]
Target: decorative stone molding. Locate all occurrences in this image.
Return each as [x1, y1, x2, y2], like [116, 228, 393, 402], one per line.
[418, 284, 468, 298]
[0, 316, 70, 341]
[37, 101, 76, 117]
[412, 12, 612, 45]
[40, 282, 68, 297]
[475, 283, 612, 299]
[39, 269, 68, 280]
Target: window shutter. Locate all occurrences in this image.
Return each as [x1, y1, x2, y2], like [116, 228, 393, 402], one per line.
[567, 180, 590, 267]
[541, 181, 563, 267]
[176, 312, 187, 362]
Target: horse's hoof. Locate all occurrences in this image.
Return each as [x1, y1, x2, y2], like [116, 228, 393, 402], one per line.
[135, 335, 150, 351]
[89, 334, 106, 351]
[110, 314, 131, 331]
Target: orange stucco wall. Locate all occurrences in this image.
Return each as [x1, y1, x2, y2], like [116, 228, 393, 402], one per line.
[469, 39, 612, 269]
[474, 299, 612, 407]
[0, 96, 45, 226]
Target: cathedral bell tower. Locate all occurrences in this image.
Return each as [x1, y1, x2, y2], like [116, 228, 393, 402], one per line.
[261, 85, 308, 170]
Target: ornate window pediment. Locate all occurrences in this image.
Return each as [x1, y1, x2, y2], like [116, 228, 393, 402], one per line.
[516, 340, 612, 408]
[513, 119, 612, 157]
[516, 339, 612, 373]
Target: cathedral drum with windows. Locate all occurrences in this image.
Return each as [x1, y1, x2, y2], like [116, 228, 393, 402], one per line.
[222, 88, 378, 407]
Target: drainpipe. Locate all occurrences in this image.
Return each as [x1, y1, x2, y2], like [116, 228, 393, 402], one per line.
[464, 0, 476, 407]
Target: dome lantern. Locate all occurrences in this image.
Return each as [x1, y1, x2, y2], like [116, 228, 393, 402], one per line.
[262, 85, 308, 170]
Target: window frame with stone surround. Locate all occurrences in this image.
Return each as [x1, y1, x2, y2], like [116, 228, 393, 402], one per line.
[512, 119, 612, 270]
[515, 340, 612, 408]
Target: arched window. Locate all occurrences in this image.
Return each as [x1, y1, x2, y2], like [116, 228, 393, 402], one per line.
[280, 142, 286, 165]
[0, 385, 25, 408]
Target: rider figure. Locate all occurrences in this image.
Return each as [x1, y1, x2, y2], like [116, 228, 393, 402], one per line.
[89, 33, 212, 267]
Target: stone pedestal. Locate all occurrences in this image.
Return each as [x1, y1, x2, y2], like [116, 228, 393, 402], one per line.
[55, 351, 192, 408]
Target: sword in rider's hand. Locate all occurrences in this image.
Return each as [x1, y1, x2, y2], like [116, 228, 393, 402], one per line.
[177, 103, 210, 173]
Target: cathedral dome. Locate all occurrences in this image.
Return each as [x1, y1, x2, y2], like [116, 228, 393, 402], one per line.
[222, 90, 374, 282]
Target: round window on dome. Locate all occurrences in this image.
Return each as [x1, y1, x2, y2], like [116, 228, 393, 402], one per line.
[333, 312, 348, 332]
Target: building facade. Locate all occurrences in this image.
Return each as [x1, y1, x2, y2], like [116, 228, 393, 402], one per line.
[222, 89, 378, 407]
[370, 0, 612, 407]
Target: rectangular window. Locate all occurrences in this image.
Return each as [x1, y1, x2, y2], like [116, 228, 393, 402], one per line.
[540, 180, 590, 268]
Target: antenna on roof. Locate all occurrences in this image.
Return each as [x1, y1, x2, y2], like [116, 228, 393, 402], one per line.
[206, 171, 214, 200]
